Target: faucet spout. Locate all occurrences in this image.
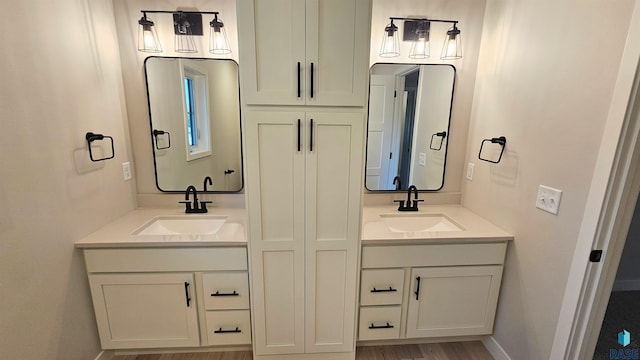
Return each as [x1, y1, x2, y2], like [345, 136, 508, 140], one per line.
[407, 185, 418, 205]
[204, 176, 213, 192]
[185, 185, 199, 209]
[393, 176, 402, 190]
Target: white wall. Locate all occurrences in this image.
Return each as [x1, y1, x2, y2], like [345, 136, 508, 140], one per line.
[370, 0, 486, 197]
[112, 0, 239, 195]
[0, 0, 136, 359]
[463, 1, 635, 359]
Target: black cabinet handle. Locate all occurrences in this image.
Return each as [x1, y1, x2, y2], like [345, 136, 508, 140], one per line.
[297, 119, 301, 152]
[369, 323, 394, 329]
[297, 62, 301, 98]
[184, 282, 191, 307]
[310, 62, 314, 98]
[211, 290, 239, 297]
[214, 327, 242, 334]
[371, 287, 397, 293]
[309, 118, 313, 152]
[415, 276, 421, 300]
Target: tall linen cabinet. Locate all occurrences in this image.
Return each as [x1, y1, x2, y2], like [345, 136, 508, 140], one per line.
[237, 1, 371, 359]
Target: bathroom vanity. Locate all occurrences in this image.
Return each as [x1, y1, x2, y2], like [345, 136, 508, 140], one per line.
[75, 208, 250, 350]
[358, 205, 513, 343]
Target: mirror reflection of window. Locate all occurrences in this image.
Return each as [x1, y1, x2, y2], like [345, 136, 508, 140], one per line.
[181, 62, 212, 161]
[365, 64, 455, 191]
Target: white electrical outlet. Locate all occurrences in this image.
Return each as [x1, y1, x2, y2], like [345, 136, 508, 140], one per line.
[536, 185, 562, 215]
[418, 152, 426, 166]
[466, 163, 475, 180]
[122, 162, 132, 181]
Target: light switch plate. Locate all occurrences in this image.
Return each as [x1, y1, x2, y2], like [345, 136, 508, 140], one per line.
[466, 163, 475, 180]
[536, 185, 562, 215]
[122, 162, 132, 181]
[418, 152, 426, 166]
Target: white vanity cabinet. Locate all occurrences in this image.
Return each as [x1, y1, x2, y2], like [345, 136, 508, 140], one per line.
[244, 110, 364, 357]
[83, 247, 250, 350]
[359, 242, 507, 341]
[237, 0, 370, 106]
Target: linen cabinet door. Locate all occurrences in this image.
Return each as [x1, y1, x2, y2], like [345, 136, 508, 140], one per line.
[237, 0, 306, 105]
[244, 110, 306, 355]
[305, 0, 370, 106]
[304, 111, 364, 352]
[406, 266, 503, 338]
[88, 273, 199, 349]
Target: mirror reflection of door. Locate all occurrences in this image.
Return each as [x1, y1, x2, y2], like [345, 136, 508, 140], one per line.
[365, 64, 455, 191]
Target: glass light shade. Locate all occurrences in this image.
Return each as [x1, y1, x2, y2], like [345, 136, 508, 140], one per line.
[441, 26, 462, 60]
[175, 33, 198, 53]
[409, 32, 430, 59]
[379, 21, 400, 57]
[138, 16, 162, 53]
[209, 19, 231, 54]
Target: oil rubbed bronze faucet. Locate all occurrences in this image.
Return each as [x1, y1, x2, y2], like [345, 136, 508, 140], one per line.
[394, 185, 424, 211]
[180, 185, 211, 213]
[204, 176, 213, 192]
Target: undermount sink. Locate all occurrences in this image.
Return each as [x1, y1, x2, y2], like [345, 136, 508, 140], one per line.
[133, 215, 227, 236]
[380, 213, 464, 233]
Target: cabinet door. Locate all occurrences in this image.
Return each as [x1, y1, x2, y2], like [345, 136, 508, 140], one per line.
[89, 273, 199, 349]
[406, 266, 503, 338]
[305, 112, 364, 352]
[237, 0, 306, 105]
[305, 0, 370, 106]
[245, 110, 306, 355]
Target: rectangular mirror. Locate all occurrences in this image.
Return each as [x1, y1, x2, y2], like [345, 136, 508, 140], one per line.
[145, 57, 243, 192]
[365, 63, 455, 191]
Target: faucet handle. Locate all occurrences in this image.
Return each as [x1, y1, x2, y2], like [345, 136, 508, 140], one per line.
[412, 199, 424, 209]
[200, 201, 212, 212]
[179, 201, 192, 212]
[393, 199, 405, 211]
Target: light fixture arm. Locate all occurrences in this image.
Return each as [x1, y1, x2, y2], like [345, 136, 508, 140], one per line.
[388, 16, 458, 26]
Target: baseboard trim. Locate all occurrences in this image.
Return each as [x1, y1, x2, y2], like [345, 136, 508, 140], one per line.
[612, 279, 640, 291]
[94, 350, 114, 360]
[482, 336, 511, 360]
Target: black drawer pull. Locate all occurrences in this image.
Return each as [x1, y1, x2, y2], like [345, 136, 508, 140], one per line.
[415, 276, 421, 300]
[371, 287, 397, 293]
[297, 119, 301, 152]
[211, 290, 239, 297]
[214, 327, 241, 334]
[309, 118, 313, 152]
[369, 323, 394, 330]
[310, 62, 314, 98]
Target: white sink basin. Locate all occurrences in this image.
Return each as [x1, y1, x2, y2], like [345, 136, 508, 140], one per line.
[133, 215, 227, 236]
[380, 213, 464, 233]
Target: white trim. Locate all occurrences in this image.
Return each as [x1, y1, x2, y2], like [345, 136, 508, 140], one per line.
[550, 3, 640, 359]
[612, 279, 640, 291]
[482, 336, 511, 360]
[94, 350, 114, 360]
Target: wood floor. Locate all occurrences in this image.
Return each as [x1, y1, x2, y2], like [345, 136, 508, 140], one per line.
[111, 342, 494, 360]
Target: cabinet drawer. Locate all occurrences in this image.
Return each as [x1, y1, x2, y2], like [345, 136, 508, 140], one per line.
[362, 243, 507, 268]
[358, 306, 401, 341]
[202, 272, 250, 310]
[205, 310, 251, 346]
[84, 247, 248, 273]
[360, 269, 404, 306]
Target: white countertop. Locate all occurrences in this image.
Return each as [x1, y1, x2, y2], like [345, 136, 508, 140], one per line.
[75, 207, 247, 248]
[362, 205, 513, 245]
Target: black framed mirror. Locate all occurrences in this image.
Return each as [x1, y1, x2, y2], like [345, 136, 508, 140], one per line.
[144, 57, 243, 192]
[365, 63, 455, 191]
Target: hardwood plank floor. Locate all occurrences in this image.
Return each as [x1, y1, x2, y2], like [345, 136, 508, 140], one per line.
[111, 342, 493, 360]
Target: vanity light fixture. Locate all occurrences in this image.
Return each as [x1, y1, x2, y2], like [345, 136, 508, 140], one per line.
[137, 10, 231, 55]
[379, 19, 400, 57]
[138, 13, 162, 53]
[380, 17, 462, 60]
[209, 13, 231, 54]
[173, 12, 199, 53]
